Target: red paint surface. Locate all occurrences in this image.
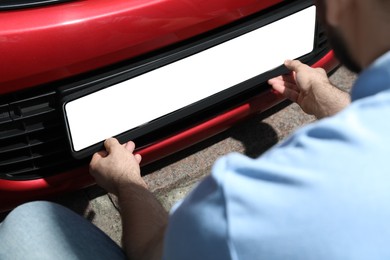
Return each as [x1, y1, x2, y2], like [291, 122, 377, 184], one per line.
[0, 0, 281, 94]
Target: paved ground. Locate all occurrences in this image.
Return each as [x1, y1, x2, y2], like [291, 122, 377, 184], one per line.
[6, 67, 357, 247]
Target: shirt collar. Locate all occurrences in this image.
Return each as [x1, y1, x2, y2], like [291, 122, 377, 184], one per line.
[351, 50, 390, 101]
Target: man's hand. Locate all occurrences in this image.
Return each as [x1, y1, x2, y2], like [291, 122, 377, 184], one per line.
[89, 138, 146, 196]
[89, 138, 167, 260]
[268, 60, 350, 119]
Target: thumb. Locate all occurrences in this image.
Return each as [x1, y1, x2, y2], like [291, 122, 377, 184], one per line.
[284, 59, 305, 72]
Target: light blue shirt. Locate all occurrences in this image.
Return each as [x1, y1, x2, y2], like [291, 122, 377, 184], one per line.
[163, 51, 390, 260]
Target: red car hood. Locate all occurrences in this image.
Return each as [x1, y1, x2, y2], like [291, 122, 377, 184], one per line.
[0, 0, 281, 95]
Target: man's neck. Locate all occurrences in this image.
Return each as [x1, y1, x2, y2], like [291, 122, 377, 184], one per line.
[355, 2, 390, 68]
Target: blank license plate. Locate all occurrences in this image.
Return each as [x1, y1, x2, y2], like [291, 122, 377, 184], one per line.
[64, 6, 316, 153]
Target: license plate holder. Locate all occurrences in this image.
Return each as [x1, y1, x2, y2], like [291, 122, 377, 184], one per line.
[62, 4, 317, 159]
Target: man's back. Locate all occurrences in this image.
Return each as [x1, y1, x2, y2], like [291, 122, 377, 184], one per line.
[163, 51, 390, 259]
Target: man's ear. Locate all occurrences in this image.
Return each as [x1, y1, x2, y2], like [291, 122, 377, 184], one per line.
[326, 0, 353, 26]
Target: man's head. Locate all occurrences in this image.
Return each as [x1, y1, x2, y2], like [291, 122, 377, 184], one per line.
[315, 0, 390, 73]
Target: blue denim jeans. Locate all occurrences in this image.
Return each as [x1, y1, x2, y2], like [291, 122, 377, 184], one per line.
[0, 201, 126, 260]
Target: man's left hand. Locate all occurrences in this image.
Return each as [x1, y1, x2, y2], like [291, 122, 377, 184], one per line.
[89, 138, 146, 196]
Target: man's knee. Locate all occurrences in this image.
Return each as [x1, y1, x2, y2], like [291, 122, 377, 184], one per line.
[3, 201, 66, 227]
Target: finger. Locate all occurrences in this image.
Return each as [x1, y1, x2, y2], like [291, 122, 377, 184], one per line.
[135, 154, 142, 164]
[104, 138, 120, 153]
[91, 150, 106, 162]
[282, 86, 299, 102]
[281, 76, 300, 92]
[268, 75, 283, 83]
[89, 151, 105, 173]
[269, 74, 296, 87]
[268, 77, 281, 87]
[270, 77, 300, 93]
[270, 82, 285, 94]
[271, 81, 289, 95]
[268, 77, 290, 89]
[281, 73, 297, 85]
[284, 59, 306, 72]
[100, 149, 109, 157]
[272, 83, 299, 102]
[124, 141, 136, 153]
[269, 77, 294, 89]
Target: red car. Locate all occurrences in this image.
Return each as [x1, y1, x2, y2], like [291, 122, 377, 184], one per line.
[0, 0, 338, 211]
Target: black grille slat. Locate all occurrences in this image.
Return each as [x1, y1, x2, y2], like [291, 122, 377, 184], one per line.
[11, 109, 57, 122]
[0, 132, 66, 166]
[2, 162, 36, 178]
[0, 117, 60, 141]
[9, 92, 57, 121]
[3, 152, 70, 178]
[0, 122, 25, 141]
[0, 133, 63, 155]
[0, 138, 29, 155]
[0, 105, 11, 123]
[0, 154, 34, 168]
[0, 139, 72, 177]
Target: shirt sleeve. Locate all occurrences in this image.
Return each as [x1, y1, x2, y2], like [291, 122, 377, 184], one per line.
[162, 167, 233, 260]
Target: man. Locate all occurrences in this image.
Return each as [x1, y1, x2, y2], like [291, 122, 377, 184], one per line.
[1, 0, 390, 259]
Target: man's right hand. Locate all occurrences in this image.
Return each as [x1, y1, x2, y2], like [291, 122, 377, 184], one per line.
[268, 60, 350, 119]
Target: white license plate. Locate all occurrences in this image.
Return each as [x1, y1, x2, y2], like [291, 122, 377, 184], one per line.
[64, 6, 316, 152]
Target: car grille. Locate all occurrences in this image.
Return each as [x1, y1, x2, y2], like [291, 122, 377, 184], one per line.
[0, 91, 85, 180]
[0, 12, 331, 181]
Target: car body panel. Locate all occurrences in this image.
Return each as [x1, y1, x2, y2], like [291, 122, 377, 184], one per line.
[0, 0, 281, 94]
